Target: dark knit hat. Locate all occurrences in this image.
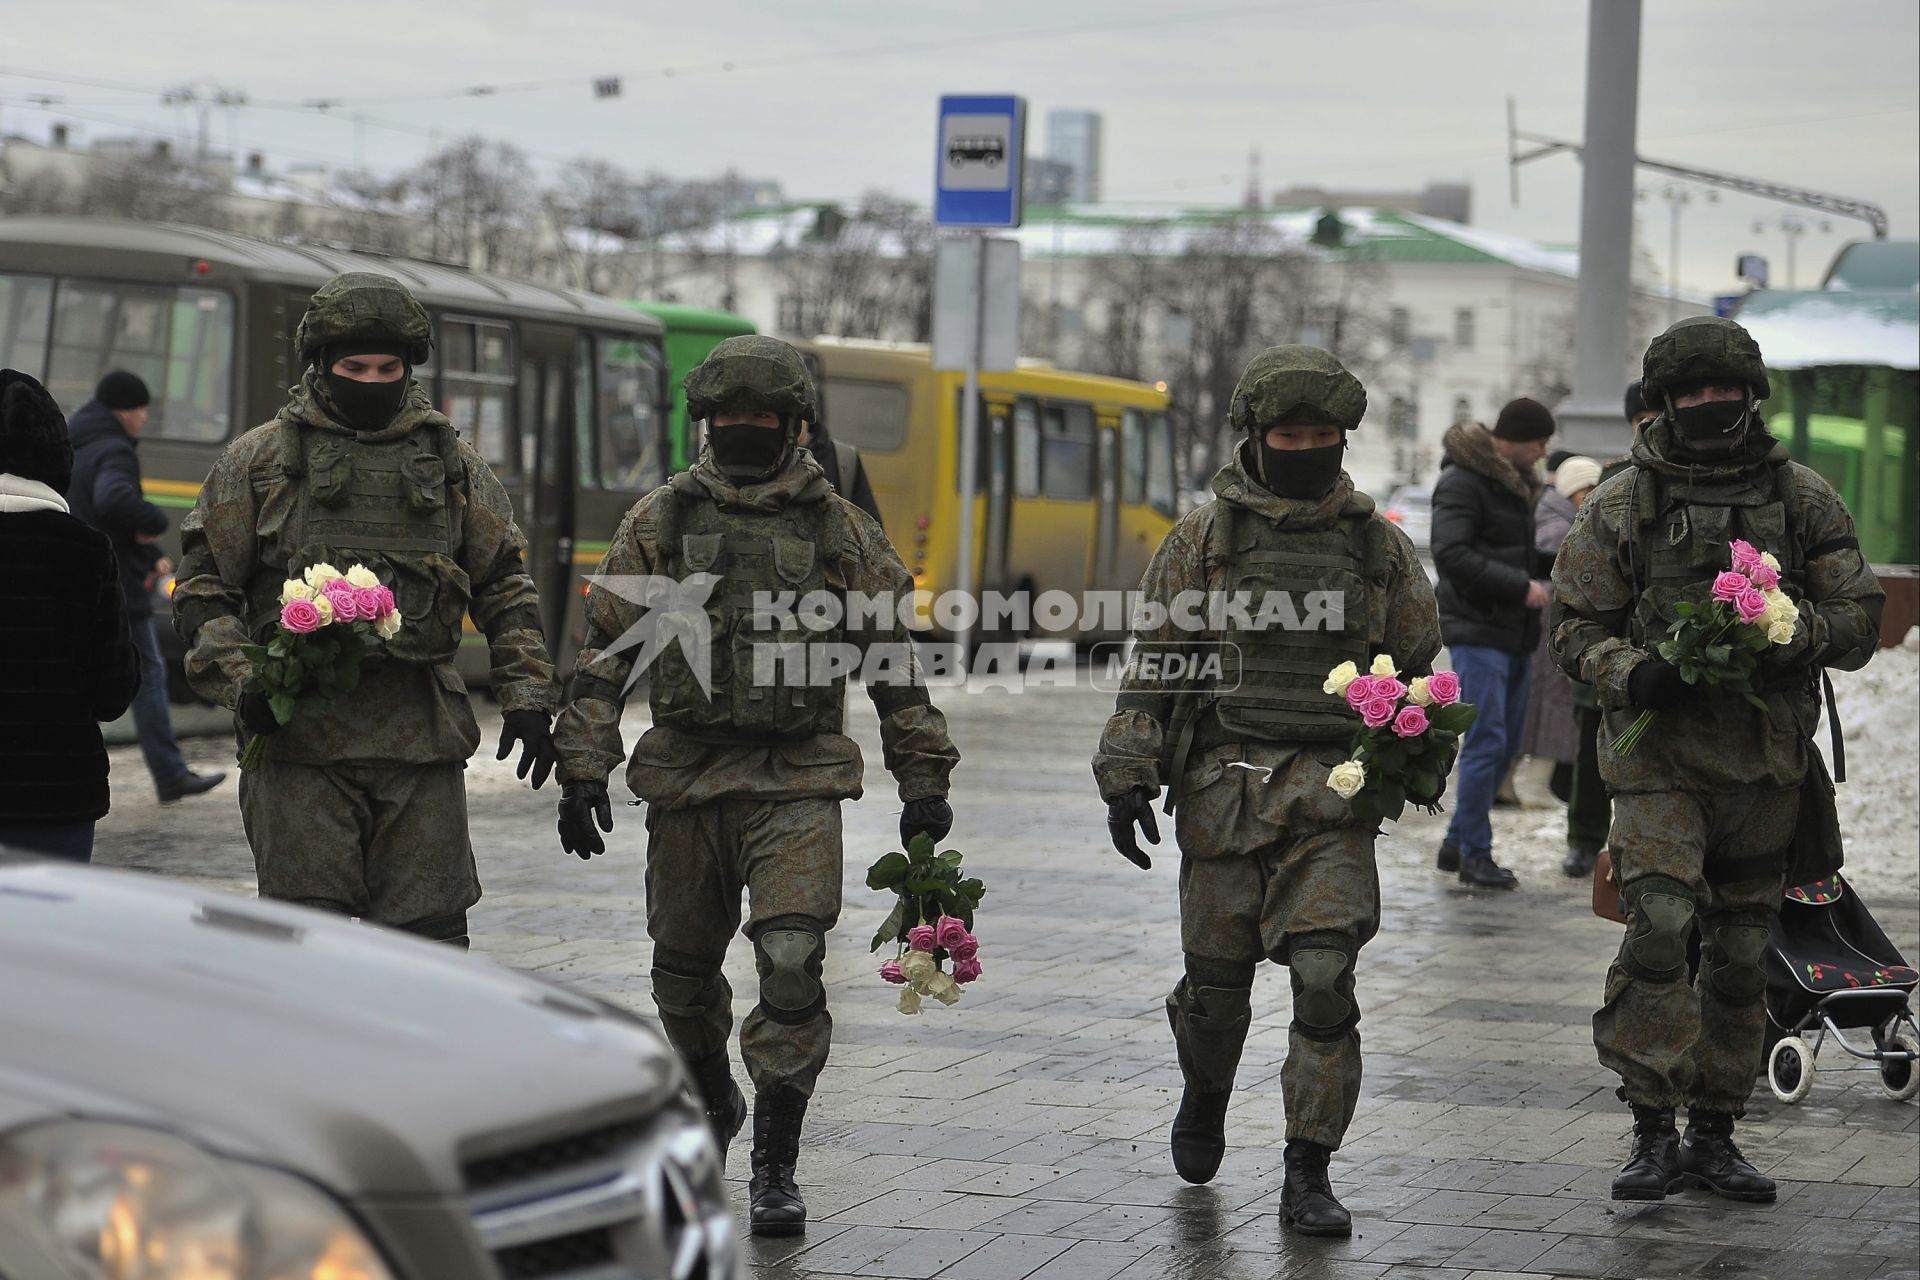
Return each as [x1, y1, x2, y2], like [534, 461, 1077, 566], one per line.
[95, 370, 151, 411]
[0, 369, 75, 492]
[1546, 448, 1576, 474]
[1624, 380, 1650, 421]
[1492, 396, 1555, 442]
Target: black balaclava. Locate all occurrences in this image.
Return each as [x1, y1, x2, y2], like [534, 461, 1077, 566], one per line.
[1251, 411, 1347, 500]
[1667, 381, 1752, 458]
[321, 341, 412, 432]
[709, 414, 794, 481]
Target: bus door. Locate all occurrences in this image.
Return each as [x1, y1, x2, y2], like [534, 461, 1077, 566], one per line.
[1091, 414, 1121, 598]
[1116, 408, 1176, 588]
[519, 344, 576, 649]
[979, 394, 1016, 597]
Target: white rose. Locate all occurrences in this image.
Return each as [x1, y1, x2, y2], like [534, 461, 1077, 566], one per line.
[924, 971, 961, 1005]
[309, 593, 335, 625]
[1406, 676, 1433, 706]
[303, 562, 343, 590]
[1764, 588, 1796, 623]
[280, 579, 314, 605]
[1767, 616, 1797, 646]
[344, 564, 380, 589]
[1369, 654, 1398, 678]
[1759, 551, 1781, 572]
[1321, 661, 1360, 696]
[374, 611, 402, 641]
[899, 951, 937, 984]
[897, 988, 923, 1015]
[1326, 759, 1367, 800]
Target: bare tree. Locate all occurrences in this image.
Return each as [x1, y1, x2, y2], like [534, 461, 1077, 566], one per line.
[79, 145, 226, 227]
[769, 195, 934, 339]
[407, 137, 536, 273]
[544, 158, 636, 292]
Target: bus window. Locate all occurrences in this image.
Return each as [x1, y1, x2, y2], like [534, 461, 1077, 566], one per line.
[1121, 408, 1148, 504]
[1013, 399, 1040, 497]
[1146, 411, 1176, 517]
[1041, 403, 1096, 500]
[575, 336, 596, 490]
[440, 318, 517, 472]
[825, 378, 908, 452]
[595, 334, 665, 492]
[43, 281, 233, 441]
[0, 274, 52, 379]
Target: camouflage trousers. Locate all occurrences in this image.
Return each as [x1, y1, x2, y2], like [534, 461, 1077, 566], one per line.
[237, 758, 480, 944]
[1595, 786, 1797, 1115]
[643, 796, 843, 1098]
[1170, 744, 1380, 1149]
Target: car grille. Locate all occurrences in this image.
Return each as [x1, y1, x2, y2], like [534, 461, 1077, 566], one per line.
[464, 1111, 735, 1280]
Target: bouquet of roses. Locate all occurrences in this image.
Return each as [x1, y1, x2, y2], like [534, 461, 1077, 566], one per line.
[236, 562, 401, 768]
[1611, 539, 1799, 755]
[866, 833, 986, 1015]
[1320, 656, 1479, 826]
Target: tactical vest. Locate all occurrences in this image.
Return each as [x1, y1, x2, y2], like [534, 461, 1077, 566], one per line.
[1626, 459, 1805, 648]
[1208, 502, 1376, 743]
[249, 417, 468, 666]
[648, 481, 848, 743]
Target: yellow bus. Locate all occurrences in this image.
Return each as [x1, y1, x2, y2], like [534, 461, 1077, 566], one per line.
[792, 339, 1178, 639]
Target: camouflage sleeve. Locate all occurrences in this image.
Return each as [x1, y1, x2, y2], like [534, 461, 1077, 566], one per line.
[171, 442, 262, 708]
[1092, 507, 1213, 803]
[458, 446, 555, 714]
[1785, 464, 1885, 673]
[837, 500, 959, 802]
[1550, 478, 1642, 708]
[552, 493, 663, 784]
[1375, 519, 1442, 677]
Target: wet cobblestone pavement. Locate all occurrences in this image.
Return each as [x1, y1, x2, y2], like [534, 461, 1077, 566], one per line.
[97, 682, 1919, 1279]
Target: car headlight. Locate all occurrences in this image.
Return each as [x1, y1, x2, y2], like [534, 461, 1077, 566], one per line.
[0, 1120, 394, 1280]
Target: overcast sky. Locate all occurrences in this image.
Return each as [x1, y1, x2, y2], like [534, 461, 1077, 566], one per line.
[6, 0, 1916, 294]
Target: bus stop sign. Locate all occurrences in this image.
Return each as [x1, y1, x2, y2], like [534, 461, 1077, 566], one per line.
[936, 95, 1026, 228]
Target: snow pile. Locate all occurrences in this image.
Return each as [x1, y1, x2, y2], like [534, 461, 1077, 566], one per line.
[1823, 625, 1920, 903]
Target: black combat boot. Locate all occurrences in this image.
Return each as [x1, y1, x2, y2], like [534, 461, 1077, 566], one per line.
[1279, 1139, 1352, 1236]
[1169, 1087, 1231, 1184]
[1677, 1109, 1776, 1202]
[684, 1051, 747, 1158]
[1611, 1104, 1680, 1201]
[748, 1086, 809, 1236]
[1562, 844, 1600, 878]
[1435, 839, 1459, 873]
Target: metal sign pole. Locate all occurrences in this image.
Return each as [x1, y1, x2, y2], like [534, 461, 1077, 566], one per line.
[955, 231, 986, 666]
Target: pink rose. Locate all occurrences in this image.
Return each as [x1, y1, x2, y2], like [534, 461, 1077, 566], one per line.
[879, 959, 906, 985]
[952, 957, 983, 985]
[949, 934, 979, 963]
[1711, 570, 1750, 603]
[1392, 705, 1430, 738]
[372, 584, 397, 617]
[280, 598, 322, 633]
[1426, 671, 1461, 705]
[322, 579, 360, 622]
[1360, 695, 1398, 729]
[1369, 677, 1406, 703]
[906, 924, 937, 953]
[354, 586, 388, 619]
[1734, 587, 1769, 625]
[1729, 539, 1763, 574]
[935, 915, 969, 951]
[1344, 675, 1376, 709]
[1748, 561, 1780, 591]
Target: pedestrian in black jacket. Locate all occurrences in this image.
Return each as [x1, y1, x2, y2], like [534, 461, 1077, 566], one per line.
[0, 369, 141, 861]
[66, 372, 225, 803]
[1430, 399, 1555, 889]
[799, 417, 883, 528]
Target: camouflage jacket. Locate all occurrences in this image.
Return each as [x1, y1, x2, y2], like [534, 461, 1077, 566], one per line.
[173, 373, 556, 765]
[552, 449, 959, 808]
[1093, 452, 1441, 803]
[1550, 423, 1883, 793]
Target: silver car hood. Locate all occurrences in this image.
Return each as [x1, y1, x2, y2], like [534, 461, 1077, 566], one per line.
[0, 859, 681, 1196]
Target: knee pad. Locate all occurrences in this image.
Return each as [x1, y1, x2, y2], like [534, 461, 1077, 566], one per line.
[1704, 919, 1771, 1005]
[1287, 931, 1358, 1042]
[751, 915, 827, 1025]
[1620, 876, 1697, 982]
[651, 949, 726, 1020]
[397, 910, 468, 945]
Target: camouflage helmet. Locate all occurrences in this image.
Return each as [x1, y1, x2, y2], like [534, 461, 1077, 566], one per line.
[294, 272, 433, 367]
[1228, 345, 1368, 433]
[1641, 315, 1771, 402]
[684, 335, 819, 423]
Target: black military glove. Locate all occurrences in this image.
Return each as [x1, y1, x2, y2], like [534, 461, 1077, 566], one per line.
[1626, 657, 1702, 711]
[496, 709, 557, 789]
[558, 779, 614, 860]
[1765, 599, 1823, 669]
[237, 691, 281, 736]
[900, 797, 953, 847]
[1106, 787, 1160, 870]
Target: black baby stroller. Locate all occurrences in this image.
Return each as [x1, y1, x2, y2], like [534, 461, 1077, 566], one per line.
[1764, 874, 1920, 1104]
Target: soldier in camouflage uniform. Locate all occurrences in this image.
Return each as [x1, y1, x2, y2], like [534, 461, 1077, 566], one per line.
[1552, 316, 1883, 1202]
[173, 273, 558, 949]
[551, 335, 960, 1237]
[1093, 347, 1440, 1236]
